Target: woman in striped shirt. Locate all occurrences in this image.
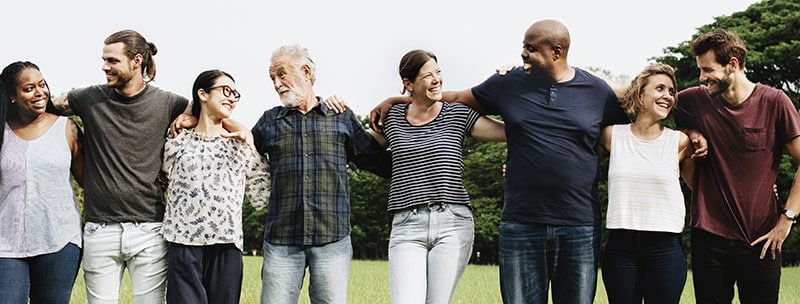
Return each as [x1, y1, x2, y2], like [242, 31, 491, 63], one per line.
[368, 50, 505, 304]
[597, 64, 695, 304]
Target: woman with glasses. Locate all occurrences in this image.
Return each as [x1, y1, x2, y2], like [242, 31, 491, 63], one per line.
[161, 69, 270, 304]
[0, 61, 83, 304]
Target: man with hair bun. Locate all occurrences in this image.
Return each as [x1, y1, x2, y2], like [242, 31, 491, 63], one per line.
[51, 29, 190, 304]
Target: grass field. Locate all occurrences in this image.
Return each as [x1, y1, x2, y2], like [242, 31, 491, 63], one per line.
[69, 257, 800, 303]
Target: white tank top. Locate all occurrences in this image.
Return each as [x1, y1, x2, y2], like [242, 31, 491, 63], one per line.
[0, 117, 81, 257]
[606, 124, 686, 233]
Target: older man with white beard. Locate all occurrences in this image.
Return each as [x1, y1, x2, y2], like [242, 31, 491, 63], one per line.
[251, 44, 390, 304]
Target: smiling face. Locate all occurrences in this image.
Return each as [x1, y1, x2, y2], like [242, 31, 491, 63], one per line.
[696, 50, 733, 96]
[404, 58, 443, 102]
[101, 42, 138, 89]
[199, 76, 237, 120]
[13, 68, 50, 117]
[638, 73, 676, 120]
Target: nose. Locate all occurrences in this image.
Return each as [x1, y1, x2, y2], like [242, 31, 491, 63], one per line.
[698, 71, 708, 83]
[34, 85, 47, 97]
[272, 78, 283, 91]
[102, 62, 111, 71]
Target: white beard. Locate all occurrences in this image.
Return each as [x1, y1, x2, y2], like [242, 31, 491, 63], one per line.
[279, 86, 308, 108]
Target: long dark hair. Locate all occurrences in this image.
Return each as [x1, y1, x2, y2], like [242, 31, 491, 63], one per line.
[0, 61, 50, 154]
[191, 69, 235, 118]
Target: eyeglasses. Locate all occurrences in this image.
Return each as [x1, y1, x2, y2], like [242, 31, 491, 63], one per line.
[208, 85, 241, 102]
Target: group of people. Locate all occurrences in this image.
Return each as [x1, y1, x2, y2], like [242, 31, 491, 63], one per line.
[0, 19, 798, 304]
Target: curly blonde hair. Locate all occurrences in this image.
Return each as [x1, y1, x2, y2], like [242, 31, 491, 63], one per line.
[620, 64, 677, 115]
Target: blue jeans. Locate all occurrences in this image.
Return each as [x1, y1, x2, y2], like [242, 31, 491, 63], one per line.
[388, 203, 474, 304]
[498, 221, 599, 304]
[260, 236, 352, 304]
[82, 222, 168, 304]
[601, 229, 687, 304]
[0, 243, 81, 304]
[691, 228, 781, 304]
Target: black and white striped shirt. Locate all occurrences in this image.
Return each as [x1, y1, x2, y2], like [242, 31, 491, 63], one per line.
[383, 102, 480, 212]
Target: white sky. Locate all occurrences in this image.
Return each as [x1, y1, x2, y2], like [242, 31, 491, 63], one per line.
[1, 0, 759, 127]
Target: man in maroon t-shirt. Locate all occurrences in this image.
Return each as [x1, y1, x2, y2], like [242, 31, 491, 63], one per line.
[675, 28, 800, 304]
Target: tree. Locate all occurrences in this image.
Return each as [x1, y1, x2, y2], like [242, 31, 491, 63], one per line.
[462, 135, 507, 264]
[653, 0, 800, 265]
[655, 0, 800, 104]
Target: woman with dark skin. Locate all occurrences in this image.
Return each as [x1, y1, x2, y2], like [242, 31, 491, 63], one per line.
[0, 61, 83, 304]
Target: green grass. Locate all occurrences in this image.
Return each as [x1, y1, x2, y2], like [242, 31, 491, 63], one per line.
[70, 257, 800, 303]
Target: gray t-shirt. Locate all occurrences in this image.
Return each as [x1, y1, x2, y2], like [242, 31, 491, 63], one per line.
[68, 84, 188, 222]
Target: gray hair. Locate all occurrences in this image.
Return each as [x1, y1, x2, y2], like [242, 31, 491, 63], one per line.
[271, 44, 316, 85]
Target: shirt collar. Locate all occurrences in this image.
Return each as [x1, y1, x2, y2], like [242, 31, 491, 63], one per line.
[275, 96, 333, 118]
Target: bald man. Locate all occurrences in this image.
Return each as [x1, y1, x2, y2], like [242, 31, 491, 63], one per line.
[369, 19, 628, 304]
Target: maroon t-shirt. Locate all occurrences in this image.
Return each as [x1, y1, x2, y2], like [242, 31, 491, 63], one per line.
[675, 84, 800, 243]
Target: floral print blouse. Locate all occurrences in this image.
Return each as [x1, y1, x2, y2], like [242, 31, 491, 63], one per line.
[162, 129, 270, 251]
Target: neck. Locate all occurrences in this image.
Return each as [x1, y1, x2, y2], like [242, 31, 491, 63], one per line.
[297, 93, 318, 114]
[9, 107, 46, 126]
[116, 77, 147, 97]
[720, 72, 755, 105]
[406, 98, 441, 124]
[549, 63, 575, 83]
[194, 115, 226, 137]
[629, 116, 664, 140]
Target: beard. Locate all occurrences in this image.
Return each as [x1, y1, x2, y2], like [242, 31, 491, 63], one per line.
[278, 83, 310, 108]
[106, 70, 133, 89]
[708, 77, 732, 96]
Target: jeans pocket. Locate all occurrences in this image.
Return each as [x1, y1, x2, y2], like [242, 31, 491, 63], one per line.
[446, 204, 474, 221]
[83, 222, 103, 235]
[138, 222, 164, 234]
[392, 210, 414, 226]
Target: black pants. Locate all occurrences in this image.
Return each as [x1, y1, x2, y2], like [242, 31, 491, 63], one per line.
[601, 229, 687, 304]
[691, 228, 781, 304]
[166, 242, 243, 304]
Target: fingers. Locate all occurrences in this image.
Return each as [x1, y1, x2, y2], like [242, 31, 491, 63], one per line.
[495, 64, 517, 76]
[324, 94, 347, 114]
[369, 111, 382, 133]
[760, 241, 770, 260]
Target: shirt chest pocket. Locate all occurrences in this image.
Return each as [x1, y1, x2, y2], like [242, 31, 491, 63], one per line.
[743, 127, 767, 151]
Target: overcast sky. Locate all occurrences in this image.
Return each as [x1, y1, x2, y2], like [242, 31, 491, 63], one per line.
[1, 0, 759, 127]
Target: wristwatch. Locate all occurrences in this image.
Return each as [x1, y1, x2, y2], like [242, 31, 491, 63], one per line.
[783, 209, 797, 223]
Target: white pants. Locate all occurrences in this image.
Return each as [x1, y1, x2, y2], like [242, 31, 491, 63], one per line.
[82, 222, 168, 304]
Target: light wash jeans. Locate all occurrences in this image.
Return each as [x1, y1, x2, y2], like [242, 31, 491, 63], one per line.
[82, 222, 168, 304]
[388, 203, 475, 304]
[498, 221, 600, 304]
[260, 235, 352, 304]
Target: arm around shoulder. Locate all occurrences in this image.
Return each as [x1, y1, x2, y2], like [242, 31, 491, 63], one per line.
[677, 131, 695, 191]
[66, 117, 83, 186]
[51, 95, 74, 116]
[471, 116, 505, 142]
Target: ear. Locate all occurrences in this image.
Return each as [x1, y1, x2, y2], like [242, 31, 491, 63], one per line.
[552, 45, 563, 61]
[402, 78, 413, 94]
[132, 53, 143, 69]
[197, 88, 209, 102]
[301, 64, 312, 80]
[728, 57, 741, 70]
